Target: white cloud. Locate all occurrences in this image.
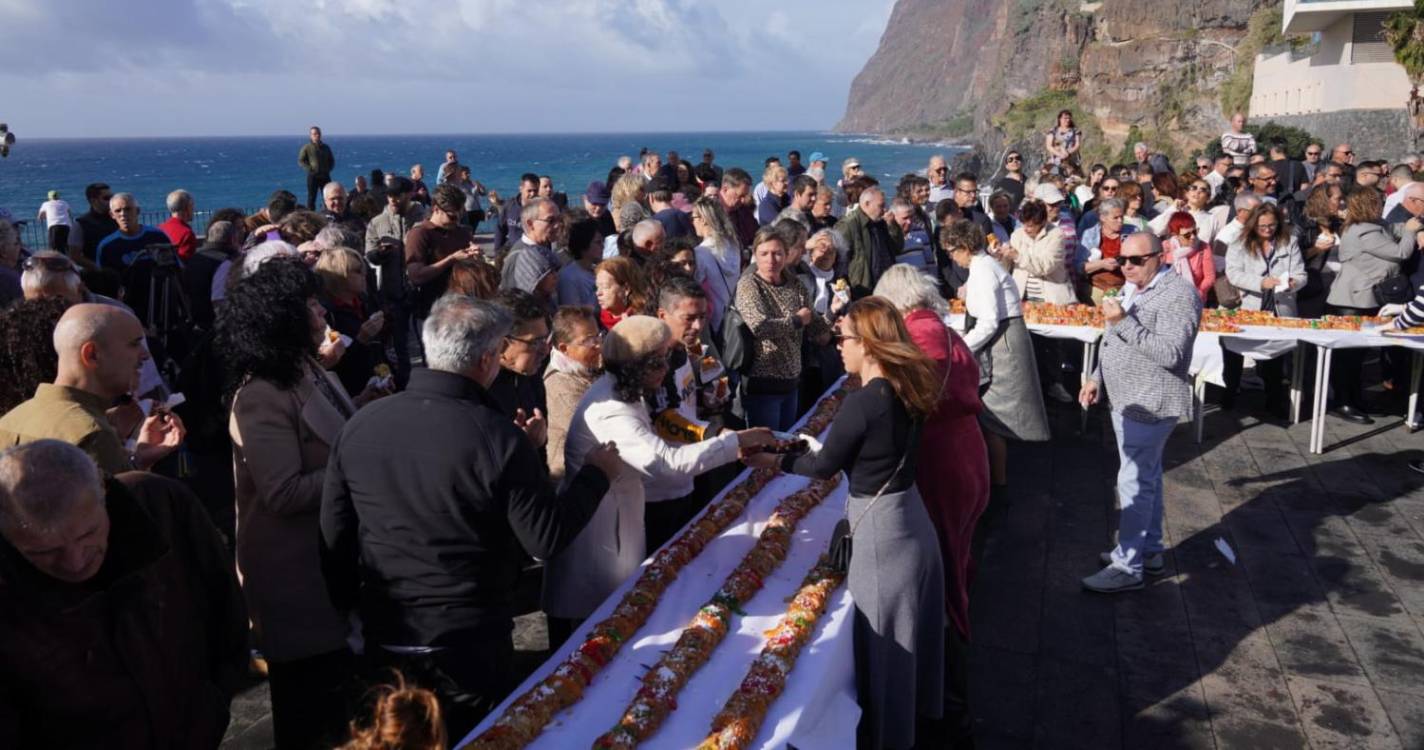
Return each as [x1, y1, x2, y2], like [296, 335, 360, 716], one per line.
[0, 0, 897, 136]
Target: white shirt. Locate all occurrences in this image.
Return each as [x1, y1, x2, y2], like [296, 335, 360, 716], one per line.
[545, 374, 740, 618]
[963, 252, 1021, 353]
[1213, 219, 1244, 273]
[1384, 183, 1414, 218]
[602, 234, 620, 260]
[929, 183, 953, 205]
[1149, 206, 1221, 246]
[37, 199, 71, 228]
[807, 263, 835, 315]
[1205, 170, 1225, 199]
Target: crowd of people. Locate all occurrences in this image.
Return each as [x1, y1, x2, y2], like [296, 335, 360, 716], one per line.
[0, 112, 1421, 750]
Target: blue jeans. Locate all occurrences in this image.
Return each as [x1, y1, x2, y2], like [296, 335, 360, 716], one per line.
[743, 390, 799, 432]
[1109, 410, 1177, 575]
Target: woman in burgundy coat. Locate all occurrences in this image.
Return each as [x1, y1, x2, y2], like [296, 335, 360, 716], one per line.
[875, 265, 989, 744]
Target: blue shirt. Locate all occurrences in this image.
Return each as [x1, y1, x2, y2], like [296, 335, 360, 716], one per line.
[95, 226, 172, 271]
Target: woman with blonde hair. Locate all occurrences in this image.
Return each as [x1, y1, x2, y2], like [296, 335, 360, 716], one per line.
[593, 255, 651, 330]
[782, 296, 946, 749]
[690, 195, 742, 335]
[315, 246, 389, 398]
[609, 172, 646, 217]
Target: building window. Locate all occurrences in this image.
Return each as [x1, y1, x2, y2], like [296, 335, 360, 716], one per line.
[1352, 12, 1392, 64]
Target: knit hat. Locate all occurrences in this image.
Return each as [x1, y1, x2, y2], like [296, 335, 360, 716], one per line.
[602, 316, 670, 366]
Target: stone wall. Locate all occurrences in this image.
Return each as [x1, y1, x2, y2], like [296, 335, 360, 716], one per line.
[1262, 109, 1412, 160]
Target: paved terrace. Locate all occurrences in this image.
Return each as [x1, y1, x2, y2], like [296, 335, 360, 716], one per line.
[223, 389, 1424, 749]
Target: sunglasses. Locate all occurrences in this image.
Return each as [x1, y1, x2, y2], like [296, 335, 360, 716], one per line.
[1120, 252, 1159, 267]
[831, 333, 862, 346]
[22, 256, 76, 273]
[1186, 185, 1207, 193]
[1306, 151, 1321, 157]
[505, 333, 552, 349]
[1006, 156, 1022, 163]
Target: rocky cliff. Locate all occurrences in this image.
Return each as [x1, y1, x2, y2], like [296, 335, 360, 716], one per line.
[838, 0, 1280, 164]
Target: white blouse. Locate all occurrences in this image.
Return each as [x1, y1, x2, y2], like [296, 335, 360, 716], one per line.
[963, 252, 1022, 353]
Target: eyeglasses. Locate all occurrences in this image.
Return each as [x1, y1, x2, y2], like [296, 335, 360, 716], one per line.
[1120, 252, 1159, 267]
[1186, 185, 1207, 193]
[831, 333, 861, 346]
[505, 333, 552, 349]
[1100, 186, 1119, 193]
[1305, 151, 1321, 157]
[22, 256, 76, 273]
[955, 187, 976, 195]
[1197, 165, 1211, 172]
[932, 166, 948, 173]
[1006, 156, 1022, 163]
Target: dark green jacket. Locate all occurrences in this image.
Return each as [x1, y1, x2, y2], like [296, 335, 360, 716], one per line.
[298, 141, 335, 176]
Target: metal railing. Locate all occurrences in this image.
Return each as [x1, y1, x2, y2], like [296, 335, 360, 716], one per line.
[18, 209, 256, 252]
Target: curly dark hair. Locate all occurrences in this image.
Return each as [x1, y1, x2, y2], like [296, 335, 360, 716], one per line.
[0, 297, 67, 413]
[215, 256, 321, 395]
[606, 350, 667, 403]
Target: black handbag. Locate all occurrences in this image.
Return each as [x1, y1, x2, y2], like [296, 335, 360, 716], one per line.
[1374, 275, 1413, 306]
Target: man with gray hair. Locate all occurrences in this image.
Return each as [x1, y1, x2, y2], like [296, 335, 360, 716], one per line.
[0, 303, 185, 475]
[499, 196, 561, 290]
[320, 180, 348, 223]
[19, 250, 85, 303]
[1080, 232, 1202, 592]
[837, 185, 897, 297]
[183, 220, 243, 330]
[0, 440, 249, 747]
[319, 294, 621, 738]
[158, 188, 197, 260]
[629, 218, 666, 266]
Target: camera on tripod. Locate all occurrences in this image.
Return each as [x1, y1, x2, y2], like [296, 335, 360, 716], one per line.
[138, 243, 181, 272]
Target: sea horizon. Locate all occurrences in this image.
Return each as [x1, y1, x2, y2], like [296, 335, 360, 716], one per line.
[0, 130, 962, 232]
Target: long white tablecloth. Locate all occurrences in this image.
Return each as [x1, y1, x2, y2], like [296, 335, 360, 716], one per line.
[458, 394, 858, 750]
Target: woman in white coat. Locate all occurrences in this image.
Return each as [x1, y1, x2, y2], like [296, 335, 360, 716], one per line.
[542, 315, 771, 646]
[1222, 202, 1307, 416]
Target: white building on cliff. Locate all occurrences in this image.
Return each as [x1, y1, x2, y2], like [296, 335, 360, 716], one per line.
[1251, 0, 1413, 157]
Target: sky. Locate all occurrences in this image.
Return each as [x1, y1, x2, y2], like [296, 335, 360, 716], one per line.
[0, 0, 895, 138]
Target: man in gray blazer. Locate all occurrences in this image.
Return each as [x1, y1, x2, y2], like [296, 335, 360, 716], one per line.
[1079, 233, 1202, 593]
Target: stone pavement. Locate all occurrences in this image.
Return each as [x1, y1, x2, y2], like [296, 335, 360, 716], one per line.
[223, 395, 1424, 749]
[968, 398, 1424, 749]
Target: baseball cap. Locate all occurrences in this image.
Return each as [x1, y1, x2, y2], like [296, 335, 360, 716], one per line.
[1033, 183, 1066, 204]
[584, 181, 611, 206]
[843, 157, 861, 170]
[808, 152, 827, 165]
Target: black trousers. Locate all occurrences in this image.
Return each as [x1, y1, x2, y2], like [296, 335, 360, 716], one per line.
[47, 224, 69, 252]
[370, 638, 516, 744]
[267, 647, 359, 750]
[306, 173, 329, 210]
[1328, 304, 1379, 410]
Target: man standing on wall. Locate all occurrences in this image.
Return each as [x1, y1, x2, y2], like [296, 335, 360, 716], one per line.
[298, 126, 336, 210]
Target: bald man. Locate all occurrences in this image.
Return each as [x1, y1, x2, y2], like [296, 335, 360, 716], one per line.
[1081, 233, 1201, 593]
[0, 304, 184, 474]
[0, 440, 247, 748]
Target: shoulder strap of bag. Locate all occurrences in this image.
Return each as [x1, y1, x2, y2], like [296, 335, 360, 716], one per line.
[845, 417, 923, 536]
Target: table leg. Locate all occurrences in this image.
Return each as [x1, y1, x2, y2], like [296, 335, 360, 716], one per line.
[1311, 347, 1332, 455]
[1194, 374, 1206, 444]
[1409, 351, 1423, 431]
[1080, 341, 1099, 432]
[1290, 343, 1304, 425]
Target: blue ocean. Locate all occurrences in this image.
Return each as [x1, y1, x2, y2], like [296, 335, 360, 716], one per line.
[0, 131, 958, 234]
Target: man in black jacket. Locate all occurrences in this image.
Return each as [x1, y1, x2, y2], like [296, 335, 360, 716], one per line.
[182, 220, 241, 331]
[320, 294, 621, 740]
[0, 441, 249, 749]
